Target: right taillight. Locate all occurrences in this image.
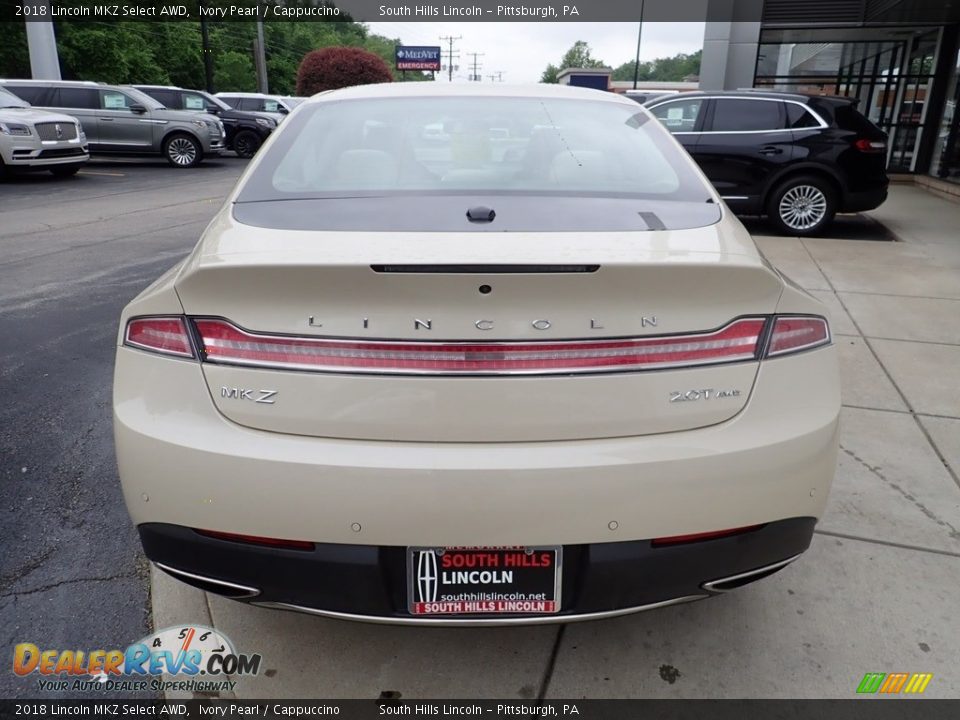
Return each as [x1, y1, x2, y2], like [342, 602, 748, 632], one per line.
[854, 138, 886, 153]
[766, 316, 831, 357]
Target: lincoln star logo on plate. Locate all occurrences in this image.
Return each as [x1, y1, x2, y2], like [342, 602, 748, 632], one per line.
[416, 549, 439, 602]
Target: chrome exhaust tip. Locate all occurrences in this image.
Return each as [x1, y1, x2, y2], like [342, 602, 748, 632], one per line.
[701, 553, 803, 593]
[154, 562, 260, 599]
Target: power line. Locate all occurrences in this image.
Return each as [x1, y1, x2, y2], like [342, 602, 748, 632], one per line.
[439, 35, 461, 82]
[466, 52, 484, 82]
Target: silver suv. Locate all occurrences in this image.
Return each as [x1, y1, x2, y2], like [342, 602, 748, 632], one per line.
[0, 80, 225, 168]
[0, 86, 88, 177]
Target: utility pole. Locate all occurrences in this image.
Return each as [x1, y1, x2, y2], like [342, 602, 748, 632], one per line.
[467, 52, 484, 82]
[632, 0, 646, 90]
[439, 35, 461, 82]
[197, 0, 214, 92]
[253, 20, 269, 93]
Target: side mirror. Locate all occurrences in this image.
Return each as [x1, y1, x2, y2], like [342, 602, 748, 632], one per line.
[278, 107, 289, 115]
[129, 104, 147, 114]
[206, 105, 220, 114]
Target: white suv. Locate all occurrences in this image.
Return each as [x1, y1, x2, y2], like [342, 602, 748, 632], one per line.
[0, 86, 88, 177]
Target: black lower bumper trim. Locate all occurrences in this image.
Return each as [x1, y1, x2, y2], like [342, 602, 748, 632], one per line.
[139, 517, 816, 621]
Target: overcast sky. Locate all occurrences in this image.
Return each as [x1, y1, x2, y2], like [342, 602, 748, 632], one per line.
[364, 22, 705, 83]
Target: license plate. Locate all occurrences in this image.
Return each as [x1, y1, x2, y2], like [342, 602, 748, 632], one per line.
[407, 546, 561, 616]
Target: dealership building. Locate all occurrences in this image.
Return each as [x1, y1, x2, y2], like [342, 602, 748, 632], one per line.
[700, 0, 960, 181]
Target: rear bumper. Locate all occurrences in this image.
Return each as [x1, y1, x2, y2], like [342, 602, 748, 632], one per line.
[841, 184, 888, 213]
[116, 343, 839, 548]
[143, 517, 815, 624]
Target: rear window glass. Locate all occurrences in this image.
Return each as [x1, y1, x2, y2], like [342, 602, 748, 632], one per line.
[711, 99, 784, 132]
[142, 89, 177, 108]
[833, 104, 885, 137]
[238, 96, 710, 201]
[5, 85, 48, 105]
[786, 103, 820, 128]
[55, 88, 99, 109]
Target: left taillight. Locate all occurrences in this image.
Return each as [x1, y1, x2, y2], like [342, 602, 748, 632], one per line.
[123, 317, 195, 358]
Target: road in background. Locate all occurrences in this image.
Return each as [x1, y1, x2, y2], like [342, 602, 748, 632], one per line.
[0, 159, 247, 699]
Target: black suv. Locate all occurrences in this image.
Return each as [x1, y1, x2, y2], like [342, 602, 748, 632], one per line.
[134, 85, 275, 158]
[645, 91, 889, 235]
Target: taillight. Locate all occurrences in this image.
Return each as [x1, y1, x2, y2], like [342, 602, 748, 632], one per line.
[854, 138, 886, 153]
[124, 317, 194, 358]
[766, 316, 830, 357]
[193, 317, 768, 375]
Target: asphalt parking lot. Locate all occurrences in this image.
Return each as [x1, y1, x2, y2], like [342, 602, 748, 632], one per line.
[2, 161, 959, 700]
[0, 157, 247, 700]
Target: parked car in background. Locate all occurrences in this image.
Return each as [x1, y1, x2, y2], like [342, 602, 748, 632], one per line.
[0, 86, 88, 177]
[646, 90, 889, 235]
[624, 90, 678, 105]
[115, 83, 839, 625]
[134, 85, 276, 158]
[215, 92, 305, 123]
[0, 80, 225, 168]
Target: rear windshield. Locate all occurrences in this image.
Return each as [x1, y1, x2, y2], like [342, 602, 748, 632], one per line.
[832, 104, 886, 138]
[237, 96, 711, 202]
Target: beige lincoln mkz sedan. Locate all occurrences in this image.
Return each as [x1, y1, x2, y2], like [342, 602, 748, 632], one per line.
[114, 83, 839, 624]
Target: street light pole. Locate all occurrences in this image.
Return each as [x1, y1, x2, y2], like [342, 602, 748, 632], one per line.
[632, 0, 645, 90]
[198, 0, 214, 93]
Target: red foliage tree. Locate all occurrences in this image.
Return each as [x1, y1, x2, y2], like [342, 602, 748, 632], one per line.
[296, 47, 393, 95]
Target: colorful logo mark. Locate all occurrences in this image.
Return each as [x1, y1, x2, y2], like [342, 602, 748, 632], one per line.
[857, 672, 933, 695]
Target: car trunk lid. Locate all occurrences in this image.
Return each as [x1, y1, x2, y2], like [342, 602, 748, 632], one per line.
[174, 215, 783, 442]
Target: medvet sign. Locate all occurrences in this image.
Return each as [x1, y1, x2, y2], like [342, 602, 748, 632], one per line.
[395, 46, 442, 71]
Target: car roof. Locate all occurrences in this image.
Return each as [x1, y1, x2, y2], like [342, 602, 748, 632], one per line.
[301, 82, 635, 106]
[645, 89, 854, 105]
[0, 79, 101, 87]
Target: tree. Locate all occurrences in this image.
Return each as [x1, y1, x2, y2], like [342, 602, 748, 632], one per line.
[560, 40, 606, 70]
[611, 50, 702, 83]
[215, 51, 257, 93]
[540, 41, 606, 83]
[541, 64, 560, 84]
[296, 46, 392, 95]
[0, 20, 426, 96]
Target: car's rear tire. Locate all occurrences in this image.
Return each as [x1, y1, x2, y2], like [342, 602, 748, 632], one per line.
[233, 130, 261, 159]
[50, 165, 81, 177]
[163, 133, 203, 168]
[766, 175, 837, 237]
